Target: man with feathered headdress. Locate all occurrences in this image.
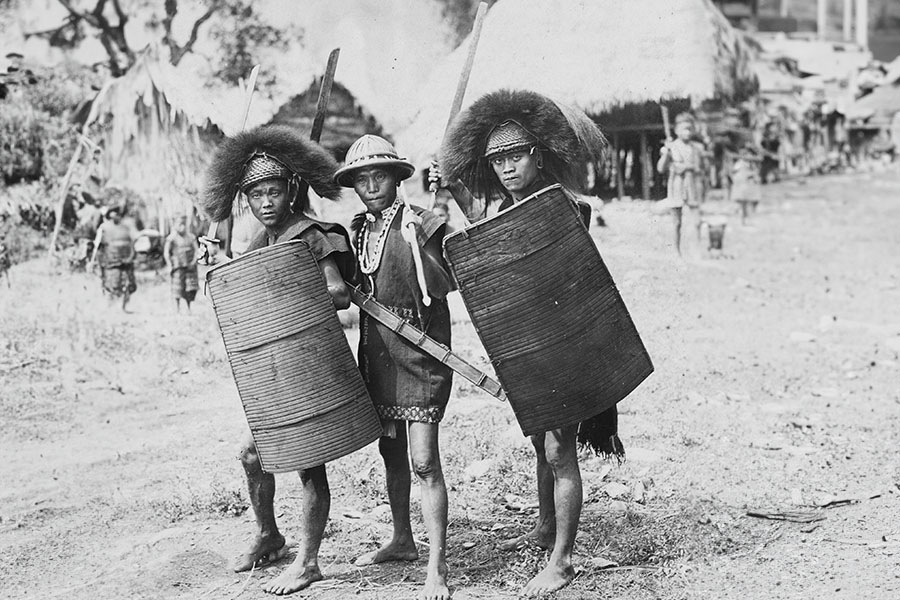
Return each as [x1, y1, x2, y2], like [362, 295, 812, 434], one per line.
[203, 124, 355, 595]
[431, 89, 618, 597]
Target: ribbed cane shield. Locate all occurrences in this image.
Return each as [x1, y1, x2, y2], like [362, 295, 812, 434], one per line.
[206, 240, 381, 472]
[444, 185, 653, 436]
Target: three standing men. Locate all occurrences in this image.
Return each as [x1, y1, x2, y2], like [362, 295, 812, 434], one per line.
[205, 90, 624, 599]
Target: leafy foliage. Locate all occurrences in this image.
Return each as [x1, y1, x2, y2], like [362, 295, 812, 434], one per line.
[433, 0, 499, 45]
[0, 65, 89, 186]
[208, 0, 296, 86]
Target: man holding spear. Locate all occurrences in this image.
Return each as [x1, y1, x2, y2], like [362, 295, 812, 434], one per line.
[202, 52, 357, 596]
[203, 124, 355, 596]
[431, 89, 618, 597]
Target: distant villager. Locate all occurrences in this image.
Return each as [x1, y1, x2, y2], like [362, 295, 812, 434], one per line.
[657, 112, 707, 257]
[163, 216, 199, 312]
[91, 204, 137, 312]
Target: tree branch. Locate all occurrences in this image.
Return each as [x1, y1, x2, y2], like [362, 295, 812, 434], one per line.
[56, 0, 133, 76]
[163, 0, 222, 66]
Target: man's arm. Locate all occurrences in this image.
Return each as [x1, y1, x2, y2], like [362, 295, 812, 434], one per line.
[656, 145, 672, 174]
[163, 235, 174, 269]
[319, 256, 351, 310]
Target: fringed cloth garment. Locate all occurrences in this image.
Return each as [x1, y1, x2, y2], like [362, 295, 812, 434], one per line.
[463, 185, 624, 460]
[352, 205, 453, 432]
[100, 240, 137, 297]
[164, 232, 199, 302]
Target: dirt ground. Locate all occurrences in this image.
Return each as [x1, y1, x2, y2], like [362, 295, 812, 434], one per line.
[2, 169, 899, 600]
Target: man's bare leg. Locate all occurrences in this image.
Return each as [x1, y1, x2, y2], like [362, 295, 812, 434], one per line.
[408, 422, 449, 600]
[673, 207, 683, 256]
[522, 426, 581, 597]
[263, 465, 329, 595]
[499, 434, 556, 551]
[355, 426, 419, 566]
[233, 436, 288, 572]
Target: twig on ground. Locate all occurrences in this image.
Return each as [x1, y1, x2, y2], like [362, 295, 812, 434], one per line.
[224, 562, 255, 600]
[746, 509, 825, 523]
[598, 565, 661, 573]
[730, 530, 784, 558]
[0, 360, 34, 373]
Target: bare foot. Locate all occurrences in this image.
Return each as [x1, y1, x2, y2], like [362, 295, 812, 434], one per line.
[263, 562, 323, 596]
[419, 569, 450, 600]
[521, 564, 575, 597]
[354, 540, 419, 566]
[498, 530, 554, 552]
[232, 534, 290, 573]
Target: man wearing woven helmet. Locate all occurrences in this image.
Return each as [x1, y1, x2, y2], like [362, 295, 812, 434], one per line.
[203, 125, 356, 595]
[431, 89, 619, 597]
[335, 134, 454, 600]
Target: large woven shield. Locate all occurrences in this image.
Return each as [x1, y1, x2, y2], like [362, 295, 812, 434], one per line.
[444, 184, 653, 436]
[206, 240, 381, 473]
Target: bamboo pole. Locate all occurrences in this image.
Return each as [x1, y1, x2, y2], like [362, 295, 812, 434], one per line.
[48, 138, 88, 255]
[613, 132, 624, 200]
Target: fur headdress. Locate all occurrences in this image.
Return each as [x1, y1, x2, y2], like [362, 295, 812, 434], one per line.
[441, 89, 607, 199]
[202, 125, 341, 222]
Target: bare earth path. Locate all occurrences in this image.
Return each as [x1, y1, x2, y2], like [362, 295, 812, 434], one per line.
[1, 168, 898, 599]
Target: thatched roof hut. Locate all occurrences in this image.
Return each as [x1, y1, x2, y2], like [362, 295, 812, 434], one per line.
[397, 0, 757, 172]
[267, 79, 388, 161]
[82, 48, 229, 230]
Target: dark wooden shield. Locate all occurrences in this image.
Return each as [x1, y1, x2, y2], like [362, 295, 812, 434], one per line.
[444, 185, 653, 436]
[206, 240, 381, 472]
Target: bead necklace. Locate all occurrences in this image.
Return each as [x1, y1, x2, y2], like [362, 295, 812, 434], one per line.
[357, 197, 403, 275]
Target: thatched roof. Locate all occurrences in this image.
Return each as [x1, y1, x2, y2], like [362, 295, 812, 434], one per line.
[396, 0, 757, 168]
[847, 84, 900, 127]
[83, 48, 227, 224]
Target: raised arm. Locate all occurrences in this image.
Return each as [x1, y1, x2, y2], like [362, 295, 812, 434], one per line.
[429, 160, 484, 222]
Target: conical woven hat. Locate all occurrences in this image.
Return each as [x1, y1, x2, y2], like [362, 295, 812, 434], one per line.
[334, 135, 415, 187]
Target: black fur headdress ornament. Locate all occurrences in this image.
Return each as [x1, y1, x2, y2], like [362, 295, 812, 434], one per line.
[203, 125, 341, 222]
[441, 89, 607, 200]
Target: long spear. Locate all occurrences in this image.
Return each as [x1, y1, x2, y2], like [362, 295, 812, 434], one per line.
[295, 48, 341, 205]
[200, 65, 261, 259]
[429, 1, 489, 218]
[408, 1, 489, 306]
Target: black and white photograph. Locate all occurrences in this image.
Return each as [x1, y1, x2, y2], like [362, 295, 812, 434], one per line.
[1, 0, 899, 598]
